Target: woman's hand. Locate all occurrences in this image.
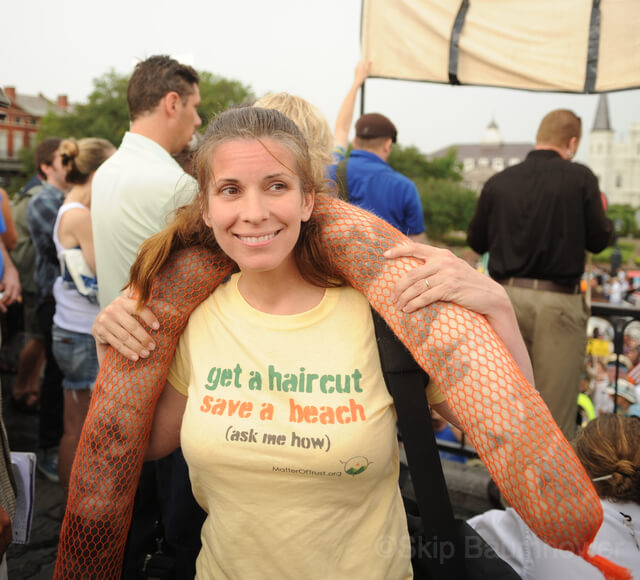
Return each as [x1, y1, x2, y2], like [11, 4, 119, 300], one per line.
[92, 291, 159, 363]
[385, 242, 508, 316]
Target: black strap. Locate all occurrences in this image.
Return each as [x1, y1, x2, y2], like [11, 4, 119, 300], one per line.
[336, 159, 350, 202]
[448, 0, 470, 85]
[372, 310, 467, 580]
[584, 0, 601, 93]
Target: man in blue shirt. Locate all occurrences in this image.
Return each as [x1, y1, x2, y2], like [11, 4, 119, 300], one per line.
[330, 111, 426, 242]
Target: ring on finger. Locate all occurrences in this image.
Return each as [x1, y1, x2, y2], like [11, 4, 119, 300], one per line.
[424, 278, 431, 290]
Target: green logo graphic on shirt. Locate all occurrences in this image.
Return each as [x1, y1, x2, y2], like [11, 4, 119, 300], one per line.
[341, 456, 372, 476]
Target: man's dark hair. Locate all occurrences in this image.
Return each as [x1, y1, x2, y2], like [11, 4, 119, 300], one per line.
[127, 55, 199, 122]
[34, 137, 62, 178]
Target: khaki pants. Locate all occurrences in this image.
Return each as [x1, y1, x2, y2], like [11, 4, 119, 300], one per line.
[504, 285, 588, 440]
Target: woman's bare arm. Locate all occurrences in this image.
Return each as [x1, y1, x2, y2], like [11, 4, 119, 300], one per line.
[145, 381, 186, 461]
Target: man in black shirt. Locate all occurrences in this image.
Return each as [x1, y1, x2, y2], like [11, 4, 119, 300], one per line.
[467, 109, 613, 439]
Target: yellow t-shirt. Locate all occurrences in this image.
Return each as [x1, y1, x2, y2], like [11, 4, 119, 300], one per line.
[168, 275, 437, 579]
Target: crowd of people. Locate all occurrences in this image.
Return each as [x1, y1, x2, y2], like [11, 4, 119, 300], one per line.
[584, 328, 640, 421]
[0, 55, 636, 579]
[586, 266, 640, 306]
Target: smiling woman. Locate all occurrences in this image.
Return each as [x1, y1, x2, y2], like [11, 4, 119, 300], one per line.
[129, 107, 345, 308]
[102, 106, 454, 578]
[202, 139, 314, 292]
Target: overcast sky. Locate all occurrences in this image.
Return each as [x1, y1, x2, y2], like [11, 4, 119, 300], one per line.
[5, 0, 639, 163]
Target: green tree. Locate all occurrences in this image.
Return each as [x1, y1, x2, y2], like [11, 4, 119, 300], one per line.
[388, 145, 462, 181]
[386, 143, 471, 239]
[417, 177, 477, 240]
[38, 70, 130, 145]
[198, 71, 254, 126]
[5, 147, 37, 194]
[606, 204, 639, 238]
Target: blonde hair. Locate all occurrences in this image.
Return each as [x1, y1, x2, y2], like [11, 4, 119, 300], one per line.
[574, 415, 640, 504]
[130, 107, 344, 304]
[59, 138, 115, 185]
[536, 109, 582, 148]
[254, 93, 333, 188]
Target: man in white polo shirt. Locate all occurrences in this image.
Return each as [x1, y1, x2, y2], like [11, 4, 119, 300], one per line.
[92, 55, 201, 306]
[91, 55, 203, 579]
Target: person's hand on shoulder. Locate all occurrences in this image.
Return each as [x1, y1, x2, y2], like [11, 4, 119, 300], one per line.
[384, 241, 534, 385]
[384, 242, 508, 316]
[92, 290, 159, 364]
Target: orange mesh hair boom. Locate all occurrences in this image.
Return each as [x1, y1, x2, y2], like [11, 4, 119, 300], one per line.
[55, 196, 630, 579]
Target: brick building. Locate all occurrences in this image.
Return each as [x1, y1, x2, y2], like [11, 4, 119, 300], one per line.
[0, 87, 69, 185]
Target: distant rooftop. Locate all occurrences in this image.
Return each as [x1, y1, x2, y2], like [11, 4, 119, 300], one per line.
[0, 89, 9, 110]
[429, 142, 533, 160]
[429, 119, 533, 160]
[2, 87, 69, 117]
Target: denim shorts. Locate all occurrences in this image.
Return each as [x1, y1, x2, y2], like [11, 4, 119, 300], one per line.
[52, 324, 99, 391]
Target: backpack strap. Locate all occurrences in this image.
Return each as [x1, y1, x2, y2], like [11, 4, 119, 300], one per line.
[17, 183, 43, 201]
[335, 159, 349, 202]
[371, 309, 467, 580]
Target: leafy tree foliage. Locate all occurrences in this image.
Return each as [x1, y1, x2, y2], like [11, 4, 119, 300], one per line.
[388, 145, 463, 181]
[197, 71, 255, 126]
[38, 70, 130, 145]
[606, 203, 639, 238]
[385, 143, 473, 239]
[417, 178, 477, 240]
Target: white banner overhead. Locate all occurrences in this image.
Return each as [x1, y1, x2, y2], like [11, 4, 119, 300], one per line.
[361, 0, 640, 93]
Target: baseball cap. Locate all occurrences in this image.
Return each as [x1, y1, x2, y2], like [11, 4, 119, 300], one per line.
[606, 379, 638, 404]
[355, 113, 397, 143]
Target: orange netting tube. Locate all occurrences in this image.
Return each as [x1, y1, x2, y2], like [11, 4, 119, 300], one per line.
[55, 195, 629, 579]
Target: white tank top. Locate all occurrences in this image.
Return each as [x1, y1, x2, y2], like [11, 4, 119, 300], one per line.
[52, 202, 100, 334]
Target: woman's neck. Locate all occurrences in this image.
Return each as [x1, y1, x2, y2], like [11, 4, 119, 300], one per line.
[237, 266, 325, 315]
[65, 183, 92, 208]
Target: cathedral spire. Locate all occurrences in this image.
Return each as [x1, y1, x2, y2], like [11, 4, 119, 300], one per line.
[592, 94, 612, 131]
